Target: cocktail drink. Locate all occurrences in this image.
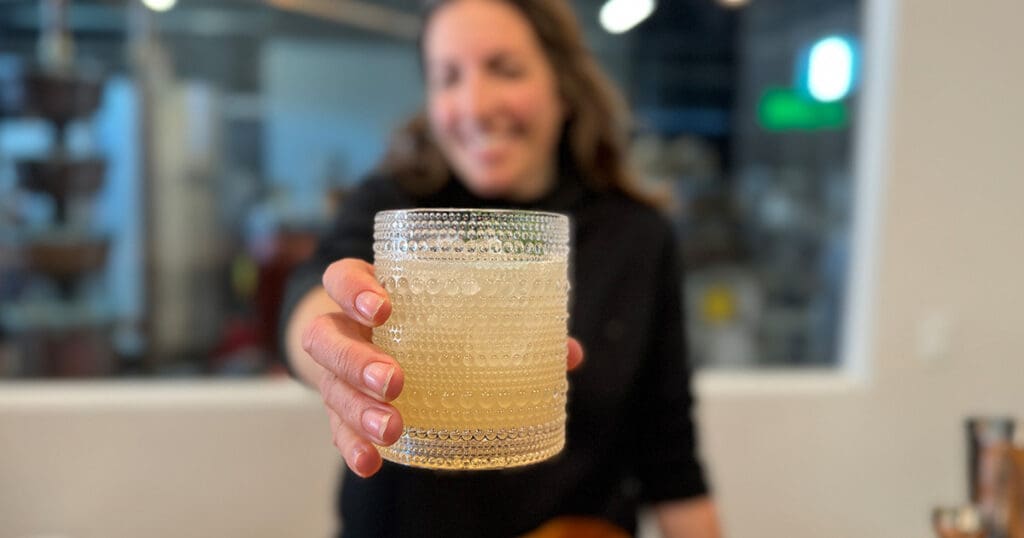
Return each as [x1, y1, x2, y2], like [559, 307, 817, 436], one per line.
[373, 209, 570, 470]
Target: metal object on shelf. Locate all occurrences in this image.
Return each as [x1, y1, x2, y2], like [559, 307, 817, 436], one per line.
[22, 231, 110, 281]
[0, 298, 115, 377]
[0, 0, 115, 378]
[16, 157, 105, 198]
[18, 70, 104, 127]
[0, 0, 103, 127]
[16, 157, 106, 222]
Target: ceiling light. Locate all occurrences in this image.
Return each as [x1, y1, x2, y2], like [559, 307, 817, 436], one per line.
[141, 0, 177, 13]
[806, 36, 857, 102]
[599, 0, 656, 35]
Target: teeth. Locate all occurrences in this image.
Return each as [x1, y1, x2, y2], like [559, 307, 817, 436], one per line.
[467, 132, 510, 152]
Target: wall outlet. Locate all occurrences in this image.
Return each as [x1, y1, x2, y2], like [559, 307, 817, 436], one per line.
[915, 310, 954, 363]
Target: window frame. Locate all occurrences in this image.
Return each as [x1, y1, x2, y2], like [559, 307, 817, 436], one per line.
[696, 0, 896, 396]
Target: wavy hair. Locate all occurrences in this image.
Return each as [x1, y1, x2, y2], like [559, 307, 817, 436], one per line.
[378, 0, 654, 206]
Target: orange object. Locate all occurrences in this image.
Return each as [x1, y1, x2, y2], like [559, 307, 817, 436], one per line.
[1010, 446, 1024, 538]
[519, 516, 630, 538]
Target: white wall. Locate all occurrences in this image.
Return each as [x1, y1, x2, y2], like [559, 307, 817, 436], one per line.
[0, 382, 337, 538]
[2, 1, 1023, 537]
[698, 0, 1024, 536]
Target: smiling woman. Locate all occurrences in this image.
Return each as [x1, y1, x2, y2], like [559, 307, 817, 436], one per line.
[280, 0, 721, 536]
[381, 0, 650, 206]
[423, 0, 566, 201]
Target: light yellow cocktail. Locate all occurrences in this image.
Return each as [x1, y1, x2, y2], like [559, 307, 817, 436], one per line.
[373, 209, 569, 470]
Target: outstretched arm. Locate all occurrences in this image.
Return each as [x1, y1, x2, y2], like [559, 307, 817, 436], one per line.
[655, 496, 722, 538]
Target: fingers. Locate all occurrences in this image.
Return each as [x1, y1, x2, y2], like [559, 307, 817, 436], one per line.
[306, 259, 406, 480]
[320, 371, 405, 477]
[319, 370, 404, 445]
[303, 312, 404, 402]
[322, 258, 392, 327]
[567, 337, 584, 371]
[326, 404, 384, 478]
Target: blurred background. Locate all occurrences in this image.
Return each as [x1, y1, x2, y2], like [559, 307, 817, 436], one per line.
[1, 0, 1022, 537]
[0, 0, 859, 377]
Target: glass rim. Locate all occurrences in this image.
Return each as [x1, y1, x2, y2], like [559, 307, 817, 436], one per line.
[376, 208, 568, 221]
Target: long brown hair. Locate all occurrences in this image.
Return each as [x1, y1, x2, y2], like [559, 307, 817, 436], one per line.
[378, 0, 655, 206]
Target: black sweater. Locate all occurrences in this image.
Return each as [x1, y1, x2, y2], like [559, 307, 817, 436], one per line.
[282, 173, 709, 538]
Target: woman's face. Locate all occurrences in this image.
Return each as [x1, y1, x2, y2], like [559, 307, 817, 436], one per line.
[424, 0, 565, 201]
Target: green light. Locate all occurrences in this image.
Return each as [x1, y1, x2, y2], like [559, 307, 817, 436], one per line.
[757, 87, 848, 131]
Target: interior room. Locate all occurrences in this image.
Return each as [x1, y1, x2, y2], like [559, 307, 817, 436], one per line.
[1, 0, 1022, 536]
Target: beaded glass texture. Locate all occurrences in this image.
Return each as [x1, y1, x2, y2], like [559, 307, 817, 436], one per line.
[373, 209, 570, 470]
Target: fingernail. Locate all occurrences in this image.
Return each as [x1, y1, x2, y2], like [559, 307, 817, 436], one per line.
[361, 408, 393, 442]
[355, 291, 384, 323]
[351, 446, 368, 473]
[363, 362, 395, 400]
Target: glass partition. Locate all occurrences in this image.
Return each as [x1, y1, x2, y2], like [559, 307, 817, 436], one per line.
[0, 0, 861, 378]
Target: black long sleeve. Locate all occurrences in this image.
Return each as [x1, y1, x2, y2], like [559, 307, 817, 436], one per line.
[278, 174, 710, 537]
[634, 222, 709, 503]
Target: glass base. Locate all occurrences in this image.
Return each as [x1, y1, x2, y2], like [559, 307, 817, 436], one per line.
[378, 420, 565, 470]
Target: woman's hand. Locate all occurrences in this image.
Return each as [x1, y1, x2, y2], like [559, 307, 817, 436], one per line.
[302, 259, 402, 478]
[302, 258, 584, 478]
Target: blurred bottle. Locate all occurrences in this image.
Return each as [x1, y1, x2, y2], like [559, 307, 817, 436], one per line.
[967, 417, 1016, 538]
[1009, 426, 1024, 538]
[37, 0, 74, 73]
[934, 506, 983, 538]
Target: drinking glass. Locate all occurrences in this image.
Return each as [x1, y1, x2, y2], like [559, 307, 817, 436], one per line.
[373, 208, 570, 470]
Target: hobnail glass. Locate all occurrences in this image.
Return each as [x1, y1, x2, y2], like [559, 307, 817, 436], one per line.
[373, 208, 570, 470]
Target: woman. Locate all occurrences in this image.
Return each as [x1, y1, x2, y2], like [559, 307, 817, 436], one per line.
[282, 0, 721, 536]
